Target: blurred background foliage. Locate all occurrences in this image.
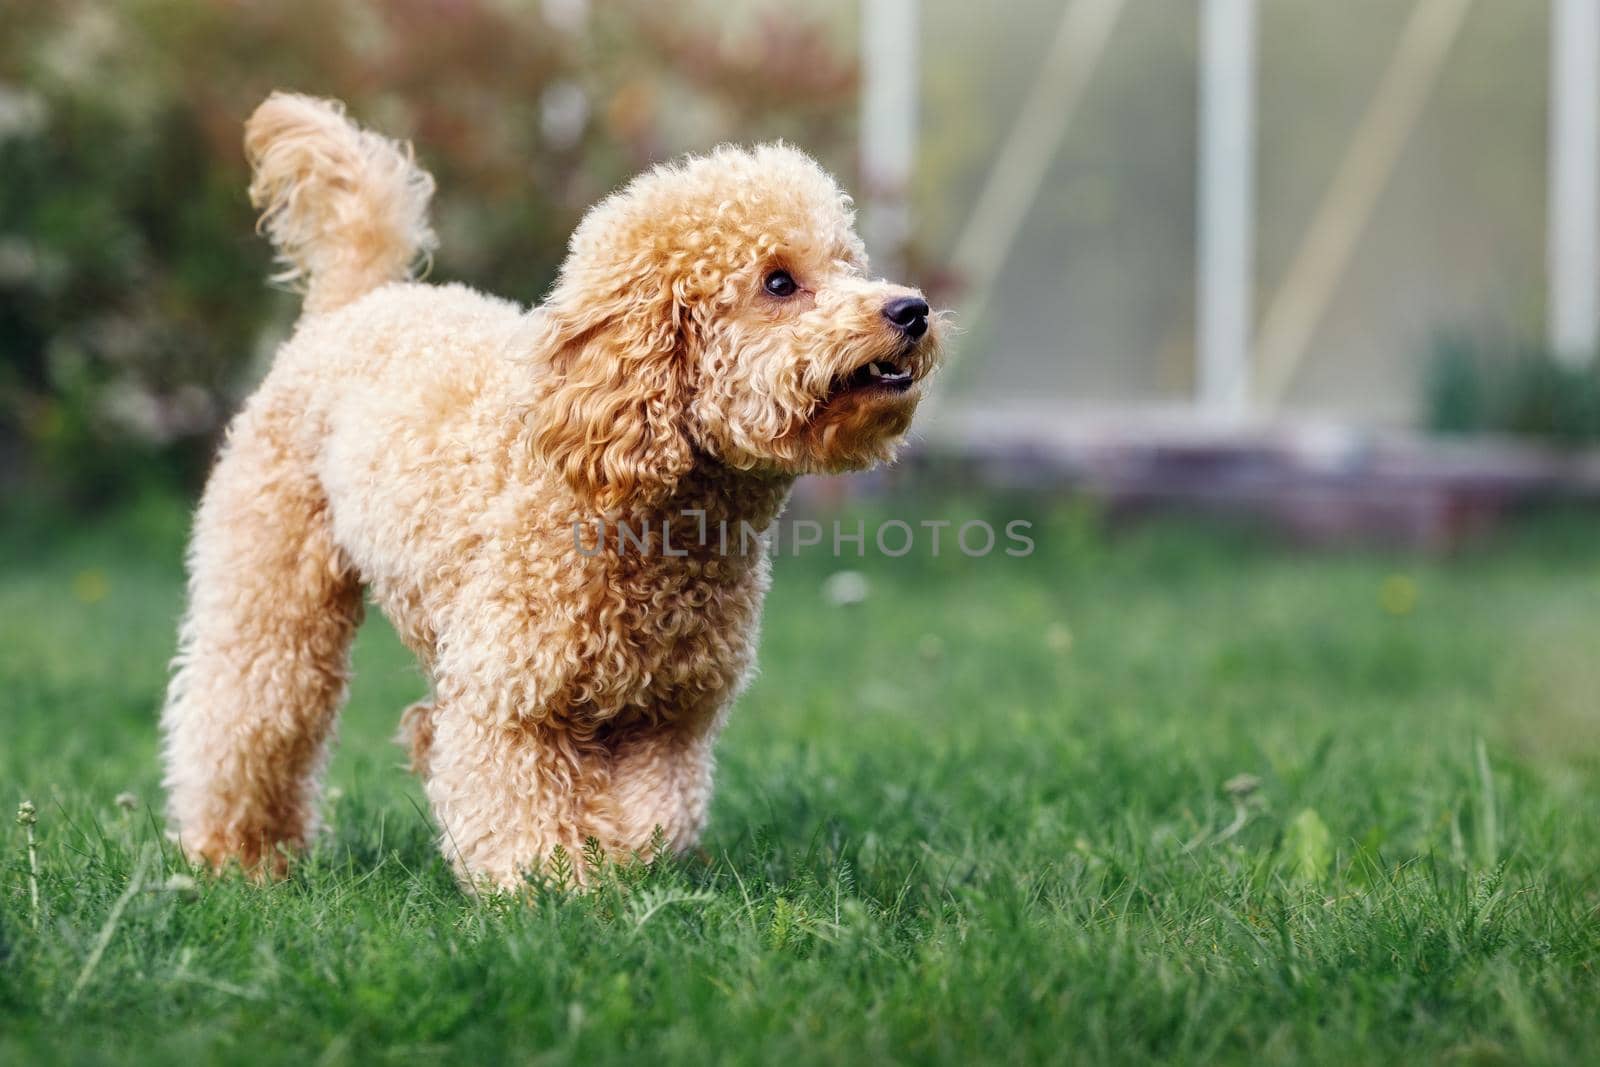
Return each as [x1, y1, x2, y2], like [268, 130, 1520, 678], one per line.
[1426, 333, 1600, 445]
[4, 0, 1598, 512]
[0, 0, 859, 506]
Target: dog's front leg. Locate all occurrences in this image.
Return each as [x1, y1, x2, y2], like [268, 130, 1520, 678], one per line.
[419, 699, 605, 890]
[416, 698, 724, 888]
[593, 710, 724, 862]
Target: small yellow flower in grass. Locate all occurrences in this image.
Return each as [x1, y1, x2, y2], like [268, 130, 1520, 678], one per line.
[1045, 622, 1073, 654]
[16, 800, 36, 828]
[1379, 574, 1418, 616]
[115, 792, 138, 812]
[72, 568, 109, 604]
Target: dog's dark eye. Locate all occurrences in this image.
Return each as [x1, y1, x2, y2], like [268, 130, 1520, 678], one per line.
[763, 270, 797, 297]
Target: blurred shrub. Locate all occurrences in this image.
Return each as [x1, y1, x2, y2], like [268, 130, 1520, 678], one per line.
[1425, 333, 1600, 445]
[0, 0, 857, 506]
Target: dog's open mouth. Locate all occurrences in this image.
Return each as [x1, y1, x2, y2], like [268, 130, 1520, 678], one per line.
[831, 357, 916, 399]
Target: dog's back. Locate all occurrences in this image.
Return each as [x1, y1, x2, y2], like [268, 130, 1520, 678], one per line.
[242, 92, 546, 594]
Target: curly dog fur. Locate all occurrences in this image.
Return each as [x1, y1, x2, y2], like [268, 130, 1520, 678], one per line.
[161, 92, 941, 888]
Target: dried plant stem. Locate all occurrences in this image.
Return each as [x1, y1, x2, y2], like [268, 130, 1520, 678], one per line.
[16, 801, 39, 929]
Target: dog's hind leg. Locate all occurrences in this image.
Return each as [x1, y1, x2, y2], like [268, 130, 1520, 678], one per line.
[161, 399, 363, 874]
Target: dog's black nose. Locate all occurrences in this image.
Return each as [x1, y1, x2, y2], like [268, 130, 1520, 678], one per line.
[882, 296, 930, 341]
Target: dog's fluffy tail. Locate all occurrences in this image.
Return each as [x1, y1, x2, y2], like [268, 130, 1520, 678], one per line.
[245, 92, 437, 315]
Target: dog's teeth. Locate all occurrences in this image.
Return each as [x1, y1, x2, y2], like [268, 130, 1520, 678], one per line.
[867, 362, 884, 377]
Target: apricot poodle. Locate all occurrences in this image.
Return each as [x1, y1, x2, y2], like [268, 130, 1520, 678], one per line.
[160, 93, 941, 888]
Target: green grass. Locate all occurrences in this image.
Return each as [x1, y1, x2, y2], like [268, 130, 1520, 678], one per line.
[4, 493, 1600, 1065]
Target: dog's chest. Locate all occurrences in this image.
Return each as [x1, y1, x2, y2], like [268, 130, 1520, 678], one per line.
[579, 554, 770, 719]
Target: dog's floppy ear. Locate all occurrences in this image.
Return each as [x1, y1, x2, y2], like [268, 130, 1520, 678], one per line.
[529, 278, 694, 514]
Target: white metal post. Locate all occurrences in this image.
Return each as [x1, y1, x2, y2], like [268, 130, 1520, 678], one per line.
[1197, 0, 1257, 420]
[861, 0, 918, 281]
[1548, 0, 1599, 364]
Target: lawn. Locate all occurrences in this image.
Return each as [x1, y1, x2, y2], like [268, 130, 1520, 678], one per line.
[3, 491, 1600, 1065]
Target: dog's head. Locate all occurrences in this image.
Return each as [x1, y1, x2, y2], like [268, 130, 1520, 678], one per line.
[530, 144, 942, 512]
